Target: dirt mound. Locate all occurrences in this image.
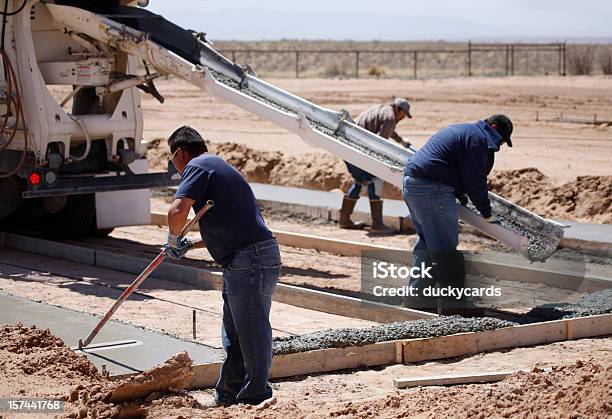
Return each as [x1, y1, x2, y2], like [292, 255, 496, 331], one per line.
[344, 360, 611, 419]
[148, 139, 400, 197]
[0, 324, 200, 418]
[106, 352, 193, 403]
[0, 324, 100, 381]
[215, 360, 611, 418]
[489, 168, 612, 223]
[0, 323, 65, 353]
[148, 140, 610, 222]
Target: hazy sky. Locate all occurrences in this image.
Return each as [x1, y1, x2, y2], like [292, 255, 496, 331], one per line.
[148, 0, 612, 41]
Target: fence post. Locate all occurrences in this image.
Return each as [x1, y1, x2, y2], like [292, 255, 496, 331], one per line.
[355, 51, 360, 78]
[511, 45, 515, 76]
[505, 45, 510, 76]
[558, 44, 562, 75]
[562, 42, 567, 76]
[413, 51, 418, 79]
[467, 40, 472, 76]
[231, 51, 236, 63]
[295, 51, 300, 78]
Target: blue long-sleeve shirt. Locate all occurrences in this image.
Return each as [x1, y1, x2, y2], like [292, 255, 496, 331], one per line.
[403, 120, 501, 218]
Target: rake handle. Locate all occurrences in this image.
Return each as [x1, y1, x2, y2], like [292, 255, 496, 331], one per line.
[80, 200, 214, 348]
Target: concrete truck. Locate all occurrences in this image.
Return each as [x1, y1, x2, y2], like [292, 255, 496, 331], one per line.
[0, 0, 564, 261]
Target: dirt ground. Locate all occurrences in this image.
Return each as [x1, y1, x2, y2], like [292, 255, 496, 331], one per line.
[1, 323, 610, 418]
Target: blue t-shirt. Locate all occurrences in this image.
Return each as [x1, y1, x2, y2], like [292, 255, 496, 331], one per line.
[175, 154, 273, 266]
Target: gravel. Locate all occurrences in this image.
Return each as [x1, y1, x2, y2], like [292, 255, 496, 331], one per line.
[271, 289, 611, 355]
[521, 288, 612, 322]
[272, 316, 515, 355]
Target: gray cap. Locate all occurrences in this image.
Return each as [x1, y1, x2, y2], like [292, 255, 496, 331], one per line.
[393, 98, 412, 118]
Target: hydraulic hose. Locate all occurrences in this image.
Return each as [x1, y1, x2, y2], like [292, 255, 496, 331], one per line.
[0, 47, 28, 178]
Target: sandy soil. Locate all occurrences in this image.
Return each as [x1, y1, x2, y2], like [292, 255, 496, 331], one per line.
[2, 323, 610, 418]
[138, 76, 612, 184]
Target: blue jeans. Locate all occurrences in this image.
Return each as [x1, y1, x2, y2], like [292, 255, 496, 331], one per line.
[345, 161, 382, 200]
[215, 238, 281, 405]
[402, 176, 459, 276]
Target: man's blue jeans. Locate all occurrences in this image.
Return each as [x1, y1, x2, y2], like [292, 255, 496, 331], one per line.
[345, 161, 382, 200]
[215, 238, 281, 405]
[402, 176, 459, 280]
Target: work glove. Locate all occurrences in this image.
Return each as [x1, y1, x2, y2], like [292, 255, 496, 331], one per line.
[456, 194, 469, 206]
[402, 140, 413, 149]
[484, 215, 502, 226]
[164, 233, 194, 259]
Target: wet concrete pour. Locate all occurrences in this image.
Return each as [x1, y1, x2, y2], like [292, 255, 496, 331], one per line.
[272, 289, 612, 356]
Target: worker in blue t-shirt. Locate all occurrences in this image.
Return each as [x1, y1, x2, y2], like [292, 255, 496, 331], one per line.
[164, 126, 279, 407]
[402, 115, 513, 311]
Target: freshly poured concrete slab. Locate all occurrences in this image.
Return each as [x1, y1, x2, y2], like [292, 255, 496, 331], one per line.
[250, 183, 409, 217]
[0, 291, 224, 377]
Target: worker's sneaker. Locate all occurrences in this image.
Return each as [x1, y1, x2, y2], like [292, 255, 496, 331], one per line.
[339, 195, 366, 230]
[368, 199, 396, 234]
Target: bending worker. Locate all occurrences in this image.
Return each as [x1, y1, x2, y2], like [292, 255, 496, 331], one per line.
[340, 98, 412, 234]
[164, 126, 281, 406]
[402, 115, 513, 309]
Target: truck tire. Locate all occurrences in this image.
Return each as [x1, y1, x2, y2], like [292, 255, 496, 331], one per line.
[41, 194, 96, 239]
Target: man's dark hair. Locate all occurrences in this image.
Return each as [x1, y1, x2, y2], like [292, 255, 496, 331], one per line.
[168, 126, 208, 156]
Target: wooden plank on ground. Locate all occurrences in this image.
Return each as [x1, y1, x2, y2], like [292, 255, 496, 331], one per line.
[393, 370, 519, 388]
[188, 341, 399, 389]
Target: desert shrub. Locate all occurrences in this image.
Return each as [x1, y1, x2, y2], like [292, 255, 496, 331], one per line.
[323, 62, 347, 77]
[599, 47, 612, 75]
[568, 45, 595, 75]
[367, 66, 386, 78]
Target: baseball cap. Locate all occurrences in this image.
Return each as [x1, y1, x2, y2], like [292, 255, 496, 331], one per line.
[486, 114, 513, 147]
[393, 98, 412, 118]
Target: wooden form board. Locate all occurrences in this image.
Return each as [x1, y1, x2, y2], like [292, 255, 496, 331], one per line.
[393, 370, 519, 389]
[151, 212, 611, 292]
[187, 313, 612, 389]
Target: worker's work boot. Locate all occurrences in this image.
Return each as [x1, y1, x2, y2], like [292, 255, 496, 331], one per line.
[369, 199, 396, 234]
[403, 251, 437, 312]
[339, 195, 366, 230]
[433, 250, 479, 316]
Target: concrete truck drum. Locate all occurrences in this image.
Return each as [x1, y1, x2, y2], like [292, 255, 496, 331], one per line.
[339, 98, 413, 234]
[164, 126, 281, 406]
